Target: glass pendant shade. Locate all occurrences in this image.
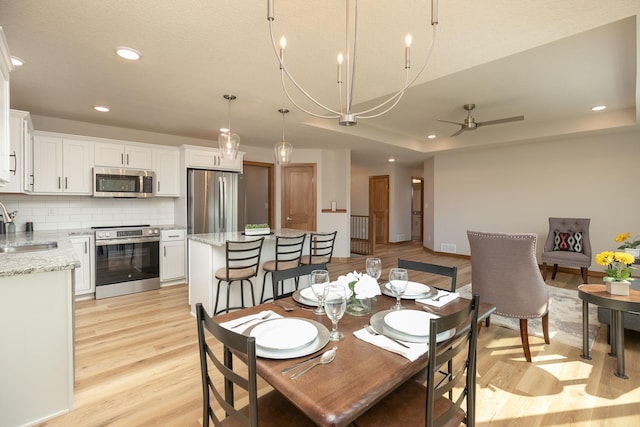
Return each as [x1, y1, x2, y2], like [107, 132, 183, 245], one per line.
[274, 140, 292, 165]
[218, 131, 240, 159]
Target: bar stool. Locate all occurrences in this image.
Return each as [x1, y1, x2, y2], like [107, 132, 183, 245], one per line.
[213, 237, 264, 315]
[260, 234, 306, 303]
[300, 231, 337, 266]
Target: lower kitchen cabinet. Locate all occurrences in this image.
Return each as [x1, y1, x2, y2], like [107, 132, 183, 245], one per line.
[160, 229, 186, 282]
[70, 235, 95, 296]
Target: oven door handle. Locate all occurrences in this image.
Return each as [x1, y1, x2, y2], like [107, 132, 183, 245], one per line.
[96, 237, 160, 246]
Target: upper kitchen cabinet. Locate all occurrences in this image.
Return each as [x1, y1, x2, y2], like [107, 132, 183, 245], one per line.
[0, 28, 12, 187]
[183, 145, 243, 172]
[95, 141, 152, 169]
[0, 110, 33, 194]
[32, 133, 94, 195]
[152, 147, 180, 197]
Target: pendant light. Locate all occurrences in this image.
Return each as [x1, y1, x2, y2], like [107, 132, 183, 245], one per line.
[274, 108, 292, 165]
[218, 94, 240, 159]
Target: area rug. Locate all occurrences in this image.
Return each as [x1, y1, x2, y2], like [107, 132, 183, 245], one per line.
[457, 284, 599, 350]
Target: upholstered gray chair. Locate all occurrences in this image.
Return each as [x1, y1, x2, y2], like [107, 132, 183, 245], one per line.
[541, 218, 591, 284]
[467, 231, 550, 362]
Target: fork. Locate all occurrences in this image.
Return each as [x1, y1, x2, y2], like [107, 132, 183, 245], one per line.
[231, 311, 272, 328]
[366, 325, 410, 349]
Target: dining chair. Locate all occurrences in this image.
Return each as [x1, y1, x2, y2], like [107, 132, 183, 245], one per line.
[271, 262, 326, 300]
[213, 238, 264, 315]
[541, 217, 591, 284]
[354, 294, 480, 427]
[300, 231, 337, 266]
[467, 230, 550, 362]
[398, 258, 458, 292]
[259, 234, 306, 303]
[196, 303, 315, 427]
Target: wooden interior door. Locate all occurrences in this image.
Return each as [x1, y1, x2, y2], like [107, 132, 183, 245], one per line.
[282, 164, 316, 231]
[369, 175, 389, 244]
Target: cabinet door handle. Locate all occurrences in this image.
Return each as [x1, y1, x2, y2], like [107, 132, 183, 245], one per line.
[9, 151, 16, 175]
[58, 177, 61, 189]
[157, 181, 160, 192]
[126, 153, 130, 165]
[164, 246, 166, 257]
[84, 241, 88, 254]
[65, 177, 68, 189]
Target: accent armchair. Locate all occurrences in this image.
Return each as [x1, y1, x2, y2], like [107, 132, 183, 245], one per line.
[541, 217, 591, 284]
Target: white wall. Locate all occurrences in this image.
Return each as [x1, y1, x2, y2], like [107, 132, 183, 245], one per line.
[0, 194, 175, 231]
[429, 129, 640, 270]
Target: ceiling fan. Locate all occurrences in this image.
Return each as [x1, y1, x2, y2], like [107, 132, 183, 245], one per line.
[438, 104, 524, 137]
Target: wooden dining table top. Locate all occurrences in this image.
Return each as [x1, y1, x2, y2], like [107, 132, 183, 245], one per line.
[215, 291, 496, 427]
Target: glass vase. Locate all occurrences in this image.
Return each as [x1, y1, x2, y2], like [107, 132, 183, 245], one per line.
[346, 296, 371, 316]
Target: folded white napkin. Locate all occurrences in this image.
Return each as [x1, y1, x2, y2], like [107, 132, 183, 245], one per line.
[416, 290, 459, 308]
[219, 310, 282, 332]
[353, 328, 427, 362]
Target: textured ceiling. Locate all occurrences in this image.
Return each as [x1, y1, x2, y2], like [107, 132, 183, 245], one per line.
[1, 0, 638, 166]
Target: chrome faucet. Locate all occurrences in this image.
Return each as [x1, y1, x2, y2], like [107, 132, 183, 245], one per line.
[0, 202, 13, 223]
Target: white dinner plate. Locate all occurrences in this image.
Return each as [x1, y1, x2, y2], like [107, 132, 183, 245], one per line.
[245, 319, 331, 359]
[249, 318, 318, 350]
[370, 310, 455, 343]
[382, 281, 436, 300]
[299, 287, 319, 302]
[293, 289, 319, 307]
[384, 310, 436, 337]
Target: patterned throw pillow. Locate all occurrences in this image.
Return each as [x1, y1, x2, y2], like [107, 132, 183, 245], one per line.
[553, 231, 583, 252]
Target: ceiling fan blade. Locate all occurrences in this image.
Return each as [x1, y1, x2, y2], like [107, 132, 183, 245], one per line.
[450, 128, 465, 137]
[477, 115, 524, 127]
[437, 119, 465, 126]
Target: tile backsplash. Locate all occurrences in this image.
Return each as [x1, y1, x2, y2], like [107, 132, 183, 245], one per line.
[0, 194, 175, 231]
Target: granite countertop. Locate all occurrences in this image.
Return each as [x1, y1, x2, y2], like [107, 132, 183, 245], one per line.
[0, 231, 81, 277]
[188, 228, 310, 247]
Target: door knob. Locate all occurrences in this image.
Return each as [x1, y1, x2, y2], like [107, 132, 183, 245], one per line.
[286, 216, 292, 221]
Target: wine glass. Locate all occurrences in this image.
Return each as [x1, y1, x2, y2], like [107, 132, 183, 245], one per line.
[365, 257, 382, 282]
[388, 268, 408, 310]
[310, 270, 330, 315]
[323, 284, 347, 341]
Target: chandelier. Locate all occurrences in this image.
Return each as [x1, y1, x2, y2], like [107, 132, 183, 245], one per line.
[267, 0, 439, 126]
[274, 109, 293, 165]
[218, 94, 240, 159]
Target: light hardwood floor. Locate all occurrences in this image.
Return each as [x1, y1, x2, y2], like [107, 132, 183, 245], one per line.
[42, 242, 640, 426]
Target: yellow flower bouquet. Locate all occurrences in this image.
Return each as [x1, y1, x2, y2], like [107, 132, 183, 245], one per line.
[595, 251, 635, 282]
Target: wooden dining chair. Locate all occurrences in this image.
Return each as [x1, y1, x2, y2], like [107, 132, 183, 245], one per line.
[354, 295, 480, 427]
[259, 234, 306, 303]
[271, 262, 326, 300]
[300, 231, 337, 266]
[398, 258, 458, 292]
[213, 238, 264, 315]
[196, 303, 315, 427]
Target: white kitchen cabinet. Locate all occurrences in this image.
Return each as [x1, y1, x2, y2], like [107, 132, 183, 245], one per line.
[70, 235, 95, 296]
[152, 147, 180, 196]
[161, 229, 186, 282]
[0, 28, 12, 186]
[184, 146, 243, 172]
[32, 133, 94, 194]
[0, 110, 32, 193]
[95, 141, 152, 169]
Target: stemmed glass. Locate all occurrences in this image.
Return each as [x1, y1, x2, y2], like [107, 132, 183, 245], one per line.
[388, 268, 408, 310]
[323, 284, 347, 341]
[365, 257, 382, 282]
[310, 270, 330, 315]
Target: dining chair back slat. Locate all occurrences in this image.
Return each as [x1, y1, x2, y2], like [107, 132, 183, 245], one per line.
[398, 258, 458, 292]
[271, 262, 327, 300]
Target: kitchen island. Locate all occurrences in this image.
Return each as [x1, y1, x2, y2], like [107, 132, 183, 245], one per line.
[0, 232, 80, 427]
[188, 228, 313, 316]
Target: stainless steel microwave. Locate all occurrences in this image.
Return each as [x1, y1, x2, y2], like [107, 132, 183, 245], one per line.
[93, 168, 155, 198]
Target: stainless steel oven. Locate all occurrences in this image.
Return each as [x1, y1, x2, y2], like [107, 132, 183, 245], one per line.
[93, 225, 161, 299]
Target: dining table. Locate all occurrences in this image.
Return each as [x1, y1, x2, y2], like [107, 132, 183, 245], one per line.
[215, 285, 496, 427]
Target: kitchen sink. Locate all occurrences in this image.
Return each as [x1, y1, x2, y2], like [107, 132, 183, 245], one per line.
[0, 242, 58, 253]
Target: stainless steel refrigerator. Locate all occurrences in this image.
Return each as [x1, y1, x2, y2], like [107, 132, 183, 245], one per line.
[187, 169, 239, 235]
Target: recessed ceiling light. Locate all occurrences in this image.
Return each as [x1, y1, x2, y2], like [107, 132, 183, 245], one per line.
[591, 105, 606, 111]
[11, 56, 25, 67]
[388, 157, 396, 162]
[115, 47, 141, 61]
[427, 134, 436, 139]
[94, 106, 110, 112]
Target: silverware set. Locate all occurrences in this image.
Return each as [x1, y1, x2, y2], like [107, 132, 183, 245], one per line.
[282, 347, 338, 378]
[365, 324, 410, 348]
